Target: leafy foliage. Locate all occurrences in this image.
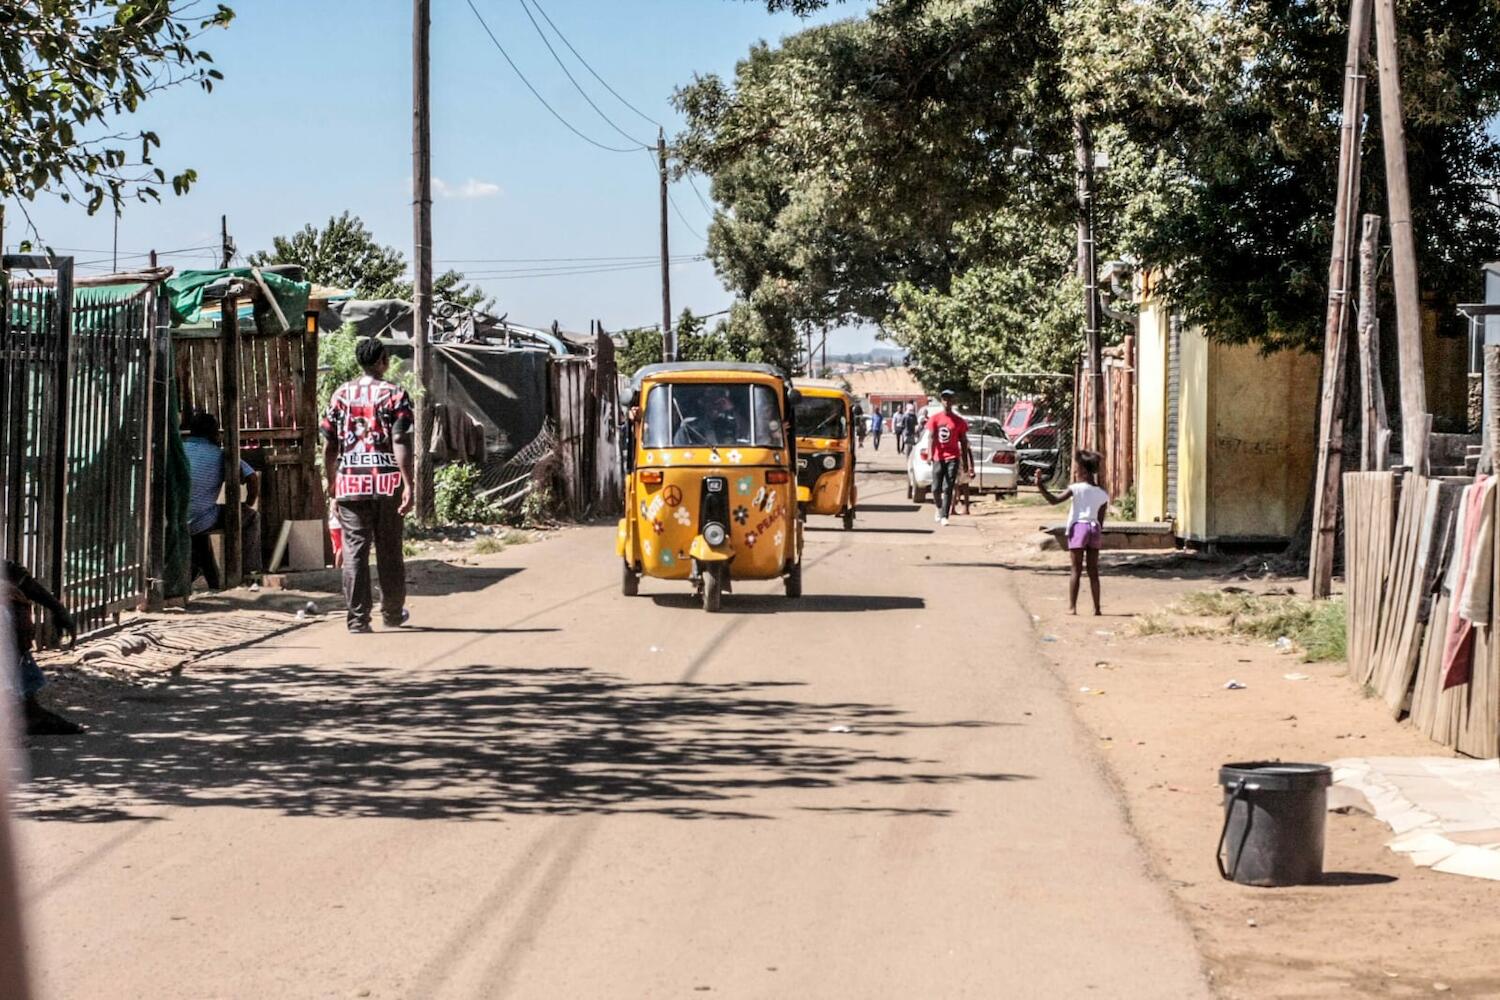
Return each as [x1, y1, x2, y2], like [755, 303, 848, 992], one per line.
[706, 0, 1500, 385]
[434, 463, 502, 525]
[1, 1, 234, 230]
[251, 212, 493, 316]
[616, 307, 771, 378]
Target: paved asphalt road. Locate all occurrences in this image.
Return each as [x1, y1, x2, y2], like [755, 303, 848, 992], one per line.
[14, 449, 1209, 999]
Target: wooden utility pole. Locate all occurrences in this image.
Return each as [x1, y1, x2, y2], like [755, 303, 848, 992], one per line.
[658, 129, 674, 363]
[1309, 0, 1372, 599]
[412, 0, 435, 520]
[1373, 0, 1428, 474]
[1357, 213, 1389, 471]
[1075, 119, 1104, 457]
[219, 215, 233, 269]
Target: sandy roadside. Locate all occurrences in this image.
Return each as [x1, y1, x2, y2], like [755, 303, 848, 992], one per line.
[975, 497, 1500, 1000]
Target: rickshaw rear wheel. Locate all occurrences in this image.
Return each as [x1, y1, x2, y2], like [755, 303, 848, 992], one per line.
[703, 565, 724, 612]
[842, 509, 855, 530]
[621, 561, 639, 596]
[784, 561, 802, 598]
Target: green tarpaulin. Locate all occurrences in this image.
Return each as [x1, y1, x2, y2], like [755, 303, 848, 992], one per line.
[165, 268, 310, 327]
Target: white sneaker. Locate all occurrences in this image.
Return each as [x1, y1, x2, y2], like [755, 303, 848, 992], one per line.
[934, 510, 942, 523]
[940, 517, 950, 527]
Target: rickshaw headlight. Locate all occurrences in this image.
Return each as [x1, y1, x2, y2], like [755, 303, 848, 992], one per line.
[821, 454, 837, 470]
[703, 522, 728, 547]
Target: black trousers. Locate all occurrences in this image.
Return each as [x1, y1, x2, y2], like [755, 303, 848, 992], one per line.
[337, 495, 406, 627]
[932, 458, 960, 519]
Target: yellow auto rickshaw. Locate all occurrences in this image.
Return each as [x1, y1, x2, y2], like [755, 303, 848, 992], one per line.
[792, 380, 857, 530]
[616, 362, 805, 611]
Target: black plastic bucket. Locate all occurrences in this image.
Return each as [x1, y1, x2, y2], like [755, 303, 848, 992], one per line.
[1216, 761, 1332, 887]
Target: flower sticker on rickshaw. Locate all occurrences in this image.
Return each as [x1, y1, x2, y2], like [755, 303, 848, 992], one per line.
[745, 531, 758, 548]
[727, 450, 742, 464]
[638, 501, 649, 519]
[660, 550, 675, 567]
[643, 452, 655, 465]
[709, 450, 722, 464]
[643, 539, 653, 556]
[652, 520, 665, 535]
[661, 453, 673, 467]
[674, 507, 692, 527]
[662, 485, 683, 507]
[774, 529, 785, 547]
[736, 476, 753, 495]
[682, 452, 694, 460]
[733, 506, 749, 525]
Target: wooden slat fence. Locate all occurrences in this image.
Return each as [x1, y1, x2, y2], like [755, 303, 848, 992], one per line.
[172, 310, 322, 565]
[1344, 469, 1500, 756]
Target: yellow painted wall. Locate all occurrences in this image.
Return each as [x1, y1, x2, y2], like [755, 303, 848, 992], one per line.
[1176, 326, 1211, 540]
[1135, 300, 1169, 522]
[1202, 342, 1320, 539]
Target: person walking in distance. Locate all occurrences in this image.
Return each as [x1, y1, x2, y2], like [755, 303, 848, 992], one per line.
[1036, 450, 1109, 615]
[321, 339, 416, 633]
[927, 389, 973, 526]
[870, 408, 884, 451]
[895, 405, 907, 456]
[902, 404, 918, 454]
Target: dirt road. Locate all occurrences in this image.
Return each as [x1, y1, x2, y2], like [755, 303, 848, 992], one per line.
[15, 454, 1208, 999]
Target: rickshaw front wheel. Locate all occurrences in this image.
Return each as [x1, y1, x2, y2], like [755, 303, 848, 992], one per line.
[784, 560, 802, 599]
[703, 564, 724, 612]
[621, 560, 640, 597]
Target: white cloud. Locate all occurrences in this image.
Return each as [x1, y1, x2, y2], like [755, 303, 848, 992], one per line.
[432, 177, 502, 200]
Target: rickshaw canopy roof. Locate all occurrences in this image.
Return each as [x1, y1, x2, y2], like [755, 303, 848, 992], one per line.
[791, 379, 852, 400]
[630, 361, 786, 389]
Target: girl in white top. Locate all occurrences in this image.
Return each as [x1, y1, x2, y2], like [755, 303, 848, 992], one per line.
[1036, 450, 1109, 615]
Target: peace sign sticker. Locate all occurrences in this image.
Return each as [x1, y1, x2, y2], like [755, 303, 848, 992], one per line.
[663, 485, 683, 507]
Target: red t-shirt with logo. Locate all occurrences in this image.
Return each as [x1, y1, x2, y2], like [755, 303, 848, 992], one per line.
[927, 410, 968, 462]
[320, 376, 415, 499]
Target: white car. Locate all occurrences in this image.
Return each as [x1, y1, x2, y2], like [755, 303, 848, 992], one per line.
[906, 415, 1018, 502]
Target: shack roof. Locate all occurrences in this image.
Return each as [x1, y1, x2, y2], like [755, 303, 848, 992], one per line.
[842, 366, 925, 399]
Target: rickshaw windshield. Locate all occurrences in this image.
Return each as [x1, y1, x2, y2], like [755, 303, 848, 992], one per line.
[795, 396, 847, 439]
[641, 382, 786, 449]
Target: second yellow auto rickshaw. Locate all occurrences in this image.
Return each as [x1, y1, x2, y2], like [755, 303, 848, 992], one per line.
[792, 379, 857, 530]
[616, 362, 805, 612]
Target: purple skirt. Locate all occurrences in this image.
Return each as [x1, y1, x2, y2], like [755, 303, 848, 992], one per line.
[1067, 522, 1102, 550]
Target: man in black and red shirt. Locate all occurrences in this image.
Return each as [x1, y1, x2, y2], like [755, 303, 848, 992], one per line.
[927, 389, 974, 527]
[321, 339, 416, 632]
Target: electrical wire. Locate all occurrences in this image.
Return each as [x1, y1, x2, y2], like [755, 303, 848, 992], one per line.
[514, 0, 651, 149]
[466, 257, 708, 280]
[461, 256, 707, 278]
[464, 0, 643, 154]
[437, 254, 699, 264]
[667, 190, 706, 242]
[686, 172, 716, 217]
[527, 0, 664, 131]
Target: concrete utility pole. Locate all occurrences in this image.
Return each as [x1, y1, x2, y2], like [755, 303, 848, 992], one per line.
[1373, 0, 1428, 474]
[1309, 0, 1373, 599]
[412, 0, 435, 520]
[1075, 119, 1104, 459]
[659, 129, 674, 363]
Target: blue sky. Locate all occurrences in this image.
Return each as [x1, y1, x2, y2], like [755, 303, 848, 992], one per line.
[6, 0, 882, 351]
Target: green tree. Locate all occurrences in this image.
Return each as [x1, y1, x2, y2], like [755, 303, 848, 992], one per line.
[251, 212, 493, 315]
[615, 307, 770, 377]
[1, 1, 234, 230]
[702, 0, 1500, 378]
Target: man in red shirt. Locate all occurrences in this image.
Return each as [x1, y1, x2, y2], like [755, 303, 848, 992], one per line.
[927, 389, 973, 526]
[321, 339, 416, 633]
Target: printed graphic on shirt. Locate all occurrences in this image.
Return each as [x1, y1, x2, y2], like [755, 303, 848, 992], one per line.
[320, 376, 415, 499]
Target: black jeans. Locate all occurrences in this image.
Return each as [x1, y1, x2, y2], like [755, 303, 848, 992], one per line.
[932, 458, 960, 519]
[337, 496, 406, 628]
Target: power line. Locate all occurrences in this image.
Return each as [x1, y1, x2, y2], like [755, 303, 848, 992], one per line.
[437, 254, 699, 264]
[515, 0, 651, 148]
[686, 172, 715, 217]
[526, 0, 663, 131]
[667, 190, 705, 242]
[464, 0, 642, 154]
[464, 257, 708, 280]
[461, 256, 706, 277]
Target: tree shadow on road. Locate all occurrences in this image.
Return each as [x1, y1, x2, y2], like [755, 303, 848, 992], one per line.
[19, 661, 1024, 824]
[648, 594, 925, 614]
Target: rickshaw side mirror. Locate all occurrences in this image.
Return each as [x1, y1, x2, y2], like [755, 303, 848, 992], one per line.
[786, 388, 802, 406]
[623, 386, 639, 409]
